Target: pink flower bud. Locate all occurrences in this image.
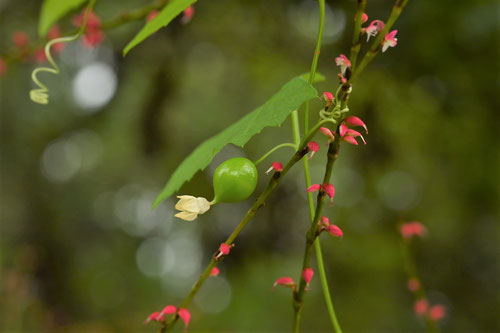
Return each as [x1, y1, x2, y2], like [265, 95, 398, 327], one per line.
[323, 183, 335, 205]
[429, 304, 446, 321]
[323, 92, 334, 106]
[308, 141, 319, 159]
[319, 127, 335, 143]
[147, 10, 160, 22]
[414, 299, 428, 316]
[266, 162, 283, 174]
[382, 30, 398, 53]
[328, 224, 343, 238]
[335, 54, 351, 75]
[210, 267, 220, 276]
[339, 123, 348, 138]
[364, 20, 385, 41]
[12, 31, 29, 48]
[161, 305, 177, 315]
[344, 129, 367, 145]
[302, 267, 314, 285]
[407, 278, 420, 292]
[145, 311, 165, 323]
[215, 243, 232, 260]
[272, 277, 296, 290]
[361, 13, 368, 23]
[319, 216, 330, 229]
[345, 116, 368, 134]
[181, 6, 195, 24]
[73, 10, 101, 30]
[343, 136, 358, 146]
[307, 184, 321, 192]
[400, 221, 427, 239]
[178, 308, 191, 331]
[83, 30, 104, 48]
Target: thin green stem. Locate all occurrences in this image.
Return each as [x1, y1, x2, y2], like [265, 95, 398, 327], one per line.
[162, 122, 325, 332]
[293, 139, 340, 333]
[303, 0, 325, 132]
[253, 143, 297, 166]
[350, 0, 367, 70]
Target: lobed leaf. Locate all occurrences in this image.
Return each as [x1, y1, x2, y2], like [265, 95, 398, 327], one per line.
[123, 0, 197, 56]
[153, 76, 318, 208]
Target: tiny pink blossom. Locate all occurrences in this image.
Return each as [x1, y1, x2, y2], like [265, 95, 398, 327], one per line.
[178, 308, 191, 331]
[345, 129, 367, 145]
[145, 311, 165, 323]
[147, 10, 160, 22]
[266, 162, 283, 174]
[302, 267, 314, 285]
[161, 305, 177, 315]
[12, 31, 29, 48]
[338, 73, 347, 84]
[323, 91, 334, 106]
[273, 277, 296, 290]
[210, 267, 220, 276]
[382, 30, 398, 52]
[215, 243, 232, 260]
[319, 127, 335, 143]
[335, 54, 351, 75]
[323, 183, 335, 204]
[181, 6, 195, 24]
[307, 184, 321, 192]
[308, 141, 319, 159]
[407, 278, 420, 292]
[414, 299, 428, 316]
[319, 216, 330, 228]
[360, 13, 369, 23]
[328, 224, 343, 238]
[364, 20, 385, 41]
[345, 116, 368, 134]
[400, 221, 427, 239]
[429, 304, 446, 321]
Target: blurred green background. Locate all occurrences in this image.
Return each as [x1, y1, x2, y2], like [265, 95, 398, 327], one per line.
[1, 0, 498, 332]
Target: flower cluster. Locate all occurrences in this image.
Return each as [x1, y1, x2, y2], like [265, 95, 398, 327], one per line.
[145, 305, 191, 331]
[414, 299, 446, 322]
[73, 9, 104, 48]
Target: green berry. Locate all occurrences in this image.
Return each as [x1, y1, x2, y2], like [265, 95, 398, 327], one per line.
[213, 157, 258, 203]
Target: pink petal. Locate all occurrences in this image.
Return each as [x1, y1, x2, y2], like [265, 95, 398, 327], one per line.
[273, 277, 296, 290]
[302, 267, 314, 284]
[429, 304, 446, 321]
[361, 13, 368, 23]
[161, 305, 177, 315]
[319, 127, 335, 142]
[407, 278, 420, 292]
[219, 243, 231, 255]
[345, 129, 367, 144]
[386, 30, 398, 41]
[414, 299, 428, 316]
[344, 116, 368, 134]
[178, 308, 191, 331]
[308, 141, 319, 152]
[145, 311, 164, 323]
[272, 162, 283, 172]
[343, 136, 359, 145]
[319, 216, 330, 228]
[307, 184, 321, 192]
[339, 124, 348, 137]
[328, 224, 343, 238]
[210, 267, 220, 276]
[322, 184, 335, 198]
[323, 92, 334, 105]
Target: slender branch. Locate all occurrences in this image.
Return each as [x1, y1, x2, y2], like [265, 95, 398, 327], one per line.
[253, 143, 297, 166]
[350, 0, 367, 70]
[293, 136, 341, 333]
[162, 121, 327, 332]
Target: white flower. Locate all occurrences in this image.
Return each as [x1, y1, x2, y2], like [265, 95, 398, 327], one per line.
[174, 195, 211, 221]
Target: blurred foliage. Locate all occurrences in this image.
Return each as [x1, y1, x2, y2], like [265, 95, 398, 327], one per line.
[0, 0, 498, 332]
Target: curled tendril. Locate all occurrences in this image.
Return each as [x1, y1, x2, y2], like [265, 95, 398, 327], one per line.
[319, 105, 349, 122]
[30, 0, 96, 105]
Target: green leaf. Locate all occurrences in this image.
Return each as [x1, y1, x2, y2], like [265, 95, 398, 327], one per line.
[299, 72, 326, 83]
[38, 0, 87, 37]
[153, 77, 318, 208]
[123, 0, 197, 56]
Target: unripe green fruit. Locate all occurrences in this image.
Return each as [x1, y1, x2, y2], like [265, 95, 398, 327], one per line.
[213, 157, 258, 203]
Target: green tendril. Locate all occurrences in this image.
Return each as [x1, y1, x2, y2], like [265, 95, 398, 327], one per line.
[253, 143, 298, 166]
[30, 0, 96, 105]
